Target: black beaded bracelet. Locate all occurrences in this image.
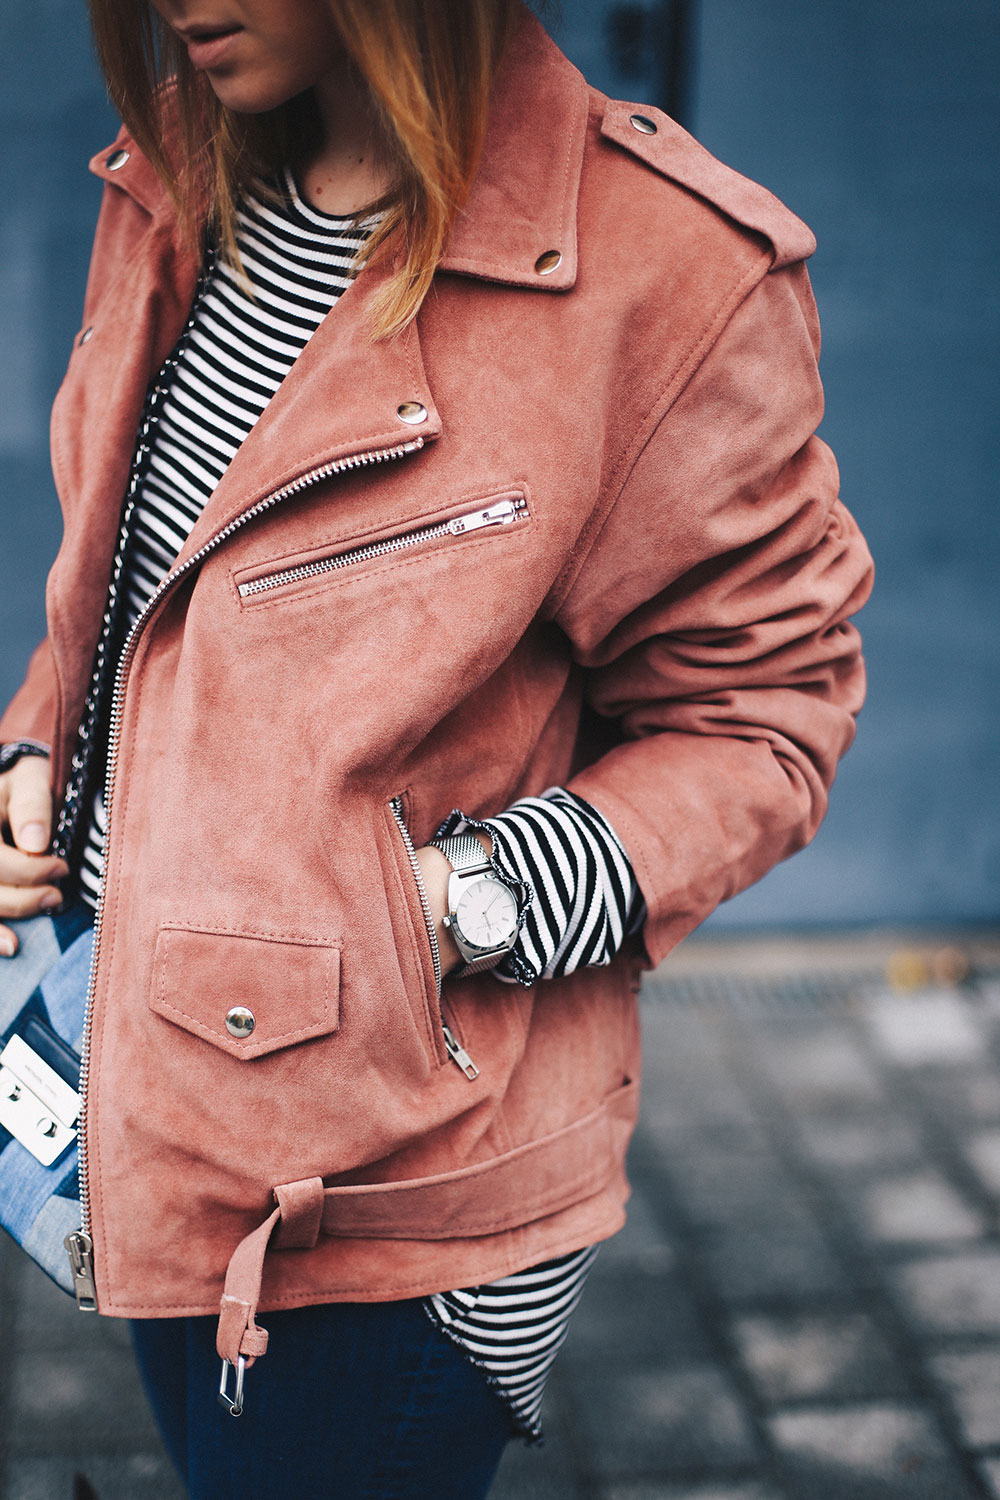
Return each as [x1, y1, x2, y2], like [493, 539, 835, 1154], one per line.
[0, 740, 51, 775]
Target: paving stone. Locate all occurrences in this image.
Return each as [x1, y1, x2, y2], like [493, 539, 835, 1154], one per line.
[929, 1348, 1000, 1449]
[964, 1129, 1000, 1196]
[563, 1268, 712, 1370]
[569, 1368, 760, 1479]
[768, 1403, 975, 1500]
[862, 989, 987, 1068]
[663, 1154, 798, 1228]
[701, 1216, 849, 1306]
[732, 1312, 908, 1405]
[492, 1407, 583, 1500]
[597, 1181, 678, 1275]
[794, 1114, 924, 1175]
[9, 1253, 132, 1356]
[639, 1002, 726, 1083]
[755, 1032, 886, 1107]
[639, 1085, 764, 1146]
[918, 1072, 1000, 1123]
[6, 1342, 160, 1452]
[857, 1171, 985, 1245]
[3, 1455, 185, 1500]
[893, 1250, 1000, 1335]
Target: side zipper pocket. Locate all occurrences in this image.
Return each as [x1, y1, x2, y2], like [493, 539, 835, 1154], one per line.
[388, 797, 479, 1081]
[238, 497, 528, 600]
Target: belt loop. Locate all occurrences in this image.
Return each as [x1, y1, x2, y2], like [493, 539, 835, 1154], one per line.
[274, 1176, 325, 1249]
[215, 1176, 326, 1416]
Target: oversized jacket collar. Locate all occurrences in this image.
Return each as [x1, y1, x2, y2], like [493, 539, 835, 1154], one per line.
[87, 4, 815, 295]
[89, 5, 590, 293]
[74, 7, 598, 607]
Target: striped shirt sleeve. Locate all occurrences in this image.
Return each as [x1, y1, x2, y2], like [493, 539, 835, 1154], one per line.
[435, 787, 647, 986]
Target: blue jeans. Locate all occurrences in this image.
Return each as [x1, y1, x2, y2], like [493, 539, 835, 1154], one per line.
[130, 1298, 511, 1499]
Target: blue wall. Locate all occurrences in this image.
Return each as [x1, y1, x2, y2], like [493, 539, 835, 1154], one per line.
[1, 2, 997, 928]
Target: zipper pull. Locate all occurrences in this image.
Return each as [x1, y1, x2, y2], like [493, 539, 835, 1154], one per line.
[64, 1230, 98, 1311]
[442, 1023, 480, 1080]
[448, 499, 520, 536]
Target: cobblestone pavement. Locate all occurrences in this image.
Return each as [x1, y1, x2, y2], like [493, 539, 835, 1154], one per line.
[2, 931, 1000, 1500]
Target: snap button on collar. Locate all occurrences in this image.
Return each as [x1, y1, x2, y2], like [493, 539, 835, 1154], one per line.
[534, 250, 562, 275]
[79, 327, 94, 346]
[629, 114, 658, 135]
[106, 148, 130, 171]
[397, 401, 428, 424]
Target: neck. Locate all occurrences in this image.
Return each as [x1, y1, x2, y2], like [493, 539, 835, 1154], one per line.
[297, 59, 394, 216]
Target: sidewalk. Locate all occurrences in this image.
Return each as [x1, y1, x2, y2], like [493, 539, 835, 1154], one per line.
[2, 930, 1000, 1500]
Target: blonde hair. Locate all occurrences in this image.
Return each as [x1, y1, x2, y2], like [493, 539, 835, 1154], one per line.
[87, 0, 518, 338]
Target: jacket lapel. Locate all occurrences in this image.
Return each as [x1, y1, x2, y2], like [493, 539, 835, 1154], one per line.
[438, 6, 589, 291]
[79, 3, 589, 562]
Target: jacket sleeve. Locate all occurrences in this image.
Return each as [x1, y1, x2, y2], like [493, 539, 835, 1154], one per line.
[556, 261, 874, 968]
[0, 636, 58, 749]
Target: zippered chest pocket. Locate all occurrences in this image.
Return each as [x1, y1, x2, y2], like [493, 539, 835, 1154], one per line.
[234, 493, 529, 604]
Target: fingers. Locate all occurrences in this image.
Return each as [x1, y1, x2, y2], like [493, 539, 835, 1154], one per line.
[0, 876, 64, 937]
[0, 846, 68, 936]
[0, 841, 68, 888]
[0, 760, 67, 955]
[4, 756, 55, 855]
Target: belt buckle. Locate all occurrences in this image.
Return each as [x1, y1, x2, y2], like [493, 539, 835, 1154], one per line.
[218, 1356, 246, 1417]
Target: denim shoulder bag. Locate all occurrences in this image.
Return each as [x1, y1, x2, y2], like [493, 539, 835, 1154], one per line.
[0, 899, 95, 1296]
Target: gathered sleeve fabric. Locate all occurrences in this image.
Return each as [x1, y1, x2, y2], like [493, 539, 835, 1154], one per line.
[552, 262, 874, 968]
[436, 789, 646, 988]
[0, 638, 59, 753]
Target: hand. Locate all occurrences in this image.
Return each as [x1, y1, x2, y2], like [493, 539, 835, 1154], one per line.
[415, 829, 493, 977]
[0, 755, 69, 956]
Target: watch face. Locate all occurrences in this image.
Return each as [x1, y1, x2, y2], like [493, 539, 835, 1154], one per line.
[455, 876, 519, 953]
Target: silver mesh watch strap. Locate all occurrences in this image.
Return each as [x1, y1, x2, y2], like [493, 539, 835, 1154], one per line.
[430, 833, 490, 874]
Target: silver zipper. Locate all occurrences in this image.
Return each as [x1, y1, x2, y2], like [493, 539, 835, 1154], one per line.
[442, 1023, 480, 1081]
[65, 1229, 97, 1310]
[238, 496, 527, 599]
[64, 435, 424, 1309]
[389, 797, 442, 1002]
[388, 799, 479, 1080]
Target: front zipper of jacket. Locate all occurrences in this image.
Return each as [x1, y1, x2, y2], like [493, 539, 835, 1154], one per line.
[388, 798, 480, 1081]
[63, 435, 425, 1311]
[237, 495, 528, 599]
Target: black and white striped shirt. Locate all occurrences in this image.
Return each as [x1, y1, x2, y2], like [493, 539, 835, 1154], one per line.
[57, 166, 643, 1440]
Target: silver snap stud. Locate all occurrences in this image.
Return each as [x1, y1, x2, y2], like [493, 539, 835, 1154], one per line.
[225, 1005, 256, 1039]
[630, 114, 658, 135]
[534, 250, 562, 275]
[79, 327, 94, 346]
[106, 148, 130, 171]
[397, 401, 427, 425]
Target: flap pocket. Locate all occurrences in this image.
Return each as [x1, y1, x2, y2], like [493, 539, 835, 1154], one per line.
[151, 925, 340, 1060]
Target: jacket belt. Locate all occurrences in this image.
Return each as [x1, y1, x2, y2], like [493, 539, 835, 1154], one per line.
[216, 1079, 636, 1368]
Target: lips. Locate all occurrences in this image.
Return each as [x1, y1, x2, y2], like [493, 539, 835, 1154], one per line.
[177, 21, 243, 70]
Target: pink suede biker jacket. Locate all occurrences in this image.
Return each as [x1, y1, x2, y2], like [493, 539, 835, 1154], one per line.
[0, 8, 872, 1362]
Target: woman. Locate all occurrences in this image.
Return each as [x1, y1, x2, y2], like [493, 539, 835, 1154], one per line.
[0, 0, 873, 1495]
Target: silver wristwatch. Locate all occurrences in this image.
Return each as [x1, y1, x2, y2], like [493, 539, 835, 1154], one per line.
[429, 833, 525, 976]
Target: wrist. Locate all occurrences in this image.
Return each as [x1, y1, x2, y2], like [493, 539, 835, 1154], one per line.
[415, 830, 494, 976]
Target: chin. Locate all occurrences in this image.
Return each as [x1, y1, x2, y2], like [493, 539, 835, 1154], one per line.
[204, 72, 300, 116]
